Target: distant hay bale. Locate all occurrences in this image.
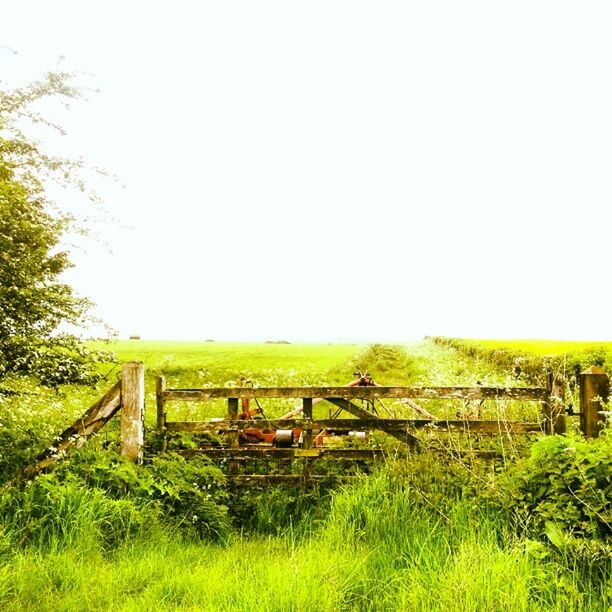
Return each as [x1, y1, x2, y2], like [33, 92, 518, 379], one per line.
[129, 335, 141, 340]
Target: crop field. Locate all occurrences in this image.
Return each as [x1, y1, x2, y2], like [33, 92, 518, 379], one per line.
[89, 340, 362, 384]
[0, 340, 610, 610]
[460, 338, 612, 356]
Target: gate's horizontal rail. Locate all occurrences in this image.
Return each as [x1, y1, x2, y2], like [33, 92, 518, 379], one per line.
[166, 418, 542, 434]
[180, 448, 387, 460]
[180, 447, 504, 460]
[163, 386, 546, 401]
[229, 474, 355, 486]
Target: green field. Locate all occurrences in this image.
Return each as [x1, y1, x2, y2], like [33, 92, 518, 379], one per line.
[90, 340, 361, 383]
[0, 340, 610, 610]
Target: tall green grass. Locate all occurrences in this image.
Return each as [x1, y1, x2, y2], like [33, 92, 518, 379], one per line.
[1, 465, 609, 610]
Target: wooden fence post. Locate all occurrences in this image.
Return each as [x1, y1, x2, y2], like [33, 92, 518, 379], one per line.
[156, 375, 167, 451]
[543, 373, 566, 435]
[302, 398, 313, 449]
[227, 397, 239, 474]
[579, 366, 609, 438]
[120, 362, 145, 463]
[302, 397, 314, 478]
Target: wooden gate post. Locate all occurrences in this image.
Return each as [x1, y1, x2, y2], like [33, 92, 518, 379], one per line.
[302, 397, 314, 478]
[120, 362, 145, 463]
[302, 398, 313, 450]
[156, 375, 167, 452]
[579, 366, 609, 438]
[544, 373, 566, 435]
[227, 397, 239, 474]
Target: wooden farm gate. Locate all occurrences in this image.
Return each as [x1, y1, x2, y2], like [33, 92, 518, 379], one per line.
[154, 373, 566, 485]
[26, 363, 610, 483]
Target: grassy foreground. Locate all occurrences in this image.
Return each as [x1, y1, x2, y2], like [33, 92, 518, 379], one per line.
[4, 479, 605, 611]
[0, 340, 610, 610]
[2, 465, 610, 611]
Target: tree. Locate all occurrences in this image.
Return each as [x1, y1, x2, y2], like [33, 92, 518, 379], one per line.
[0, 67, 111, 387]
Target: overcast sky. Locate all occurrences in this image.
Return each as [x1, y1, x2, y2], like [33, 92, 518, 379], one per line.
[2, 1, 611, 342]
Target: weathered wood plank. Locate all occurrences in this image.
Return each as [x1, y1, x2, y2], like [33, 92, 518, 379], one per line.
[163, 386, 547, 401]
[227, 398, 239, 446]
[326, 398, 418, 446]
[166, 418, 543, 434]
[179, 447, 508, 464]
[156, 375, 167, 435]
[279, 376, 363, 419]
[227, 397, 240, 474]
[579, 366, 609, 438]
[302, 398, 313, 449]
[543, 373, 566, 435]
[302, 397, 314, 477]
[179, 448, 387, 460]
[400, 398, 439, 420]
[228, 474, 355, 486]
[156, 375, 168, 452]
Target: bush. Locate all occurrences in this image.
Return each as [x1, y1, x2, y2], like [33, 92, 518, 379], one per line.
[503, 433, 612, 541]
[0, 450, 231, 553]
[64, 449, 231, 543]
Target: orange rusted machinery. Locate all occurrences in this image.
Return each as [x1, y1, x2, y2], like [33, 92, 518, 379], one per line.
[236, 372, 374, 448]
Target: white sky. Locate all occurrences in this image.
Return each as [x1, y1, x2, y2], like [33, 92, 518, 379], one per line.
[2, 1, 611, 342]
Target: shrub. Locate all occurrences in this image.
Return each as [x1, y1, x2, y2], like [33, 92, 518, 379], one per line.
[0, 450, 231, 553]
[503, 433, 612, 541]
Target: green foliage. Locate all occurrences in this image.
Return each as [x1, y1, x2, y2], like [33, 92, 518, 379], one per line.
[59, 449, 231, 543]
[142, 453, 230, 542]
[0, 472, 154, 551]
[430, 336, 612, 388]
[503, 434, 612, 542]
[0, 69, 112, 387]
[0, 449, 231, 554]
[0, 379, 108, 481]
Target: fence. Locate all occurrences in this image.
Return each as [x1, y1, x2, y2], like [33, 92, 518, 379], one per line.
[27, 362, 610, 482]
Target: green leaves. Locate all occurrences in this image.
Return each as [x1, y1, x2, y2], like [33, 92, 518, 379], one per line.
[0, 72, 111, 387]
[545, 521, 567, 548]
[504, 433, 612, 543]
[0, 449, 231, 551]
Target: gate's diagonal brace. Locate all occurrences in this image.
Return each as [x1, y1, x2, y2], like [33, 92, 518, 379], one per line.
[24, 380, 122, 476]
[325, 398, 419, 447]
[400, 398, 439, 420]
